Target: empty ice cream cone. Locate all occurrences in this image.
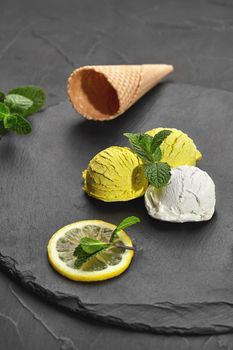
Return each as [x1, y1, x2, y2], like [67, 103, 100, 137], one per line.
[67, 64, 174, 121]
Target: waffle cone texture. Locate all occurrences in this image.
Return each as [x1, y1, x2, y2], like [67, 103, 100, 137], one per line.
[67, 64, 174, 121]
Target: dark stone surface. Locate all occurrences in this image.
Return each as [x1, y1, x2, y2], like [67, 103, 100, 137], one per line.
[2, 0, 233, 348]
[4, 272, 233, 350]
[2, 0, 233, 107]
[1, 83, 233, 334]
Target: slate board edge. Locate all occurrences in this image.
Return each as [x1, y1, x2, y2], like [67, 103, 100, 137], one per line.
[1, 251, 233, 335]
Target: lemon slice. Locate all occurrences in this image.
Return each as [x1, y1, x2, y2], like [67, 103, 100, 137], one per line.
[47, 220, 134, 282]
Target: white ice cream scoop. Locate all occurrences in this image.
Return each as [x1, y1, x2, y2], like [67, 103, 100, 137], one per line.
[145, 166, 216, 223]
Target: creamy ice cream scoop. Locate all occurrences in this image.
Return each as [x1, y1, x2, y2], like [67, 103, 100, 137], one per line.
[83, 146, 148, 202]
[146, 128, 202, 167]
[145, 166, 215, 222]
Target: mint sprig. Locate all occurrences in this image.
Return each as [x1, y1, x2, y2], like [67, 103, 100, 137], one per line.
[124, 130, 172, 188]
[73, 216, 140, 268]
[0, 85, 46, 135]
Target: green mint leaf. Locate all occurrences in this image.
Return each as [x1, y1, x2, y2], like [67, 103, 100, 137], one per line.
[0, 102, 10, 120]
[73, 242, 110, 269]
[73, 244, 93, 269]
[139, 134, 158, 161]
[152, 147, 162, 162]
[3, 114, 17, 129]
[4, 114, 32, 135]
[80, 237, 111, 254]
[110, 216, 140, 242]
[124, 133, 153, 162]
[0, 92, 5, 102]
[73, 245, 90, 259]
[150, 130, 172, 154]
[4, 94, 33, 115]
[115, 216, 141, 232]
[143, 162, 171, 188]
[8, 86, 46, 117]
[138, 134, 153, 154]
[74, 256, 90, 269]
[124, 133, 149, 161]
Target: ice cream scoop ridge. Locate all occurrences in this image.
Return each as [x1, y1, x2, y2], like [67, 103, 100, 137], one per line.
[83, 146, 148, 202]
[146, 128, 202, 167]
[145, 166, 215, 222]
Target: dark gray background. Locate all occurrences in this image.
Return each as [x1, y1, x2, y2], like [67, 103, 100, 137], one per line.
[1, 0, 233, 348]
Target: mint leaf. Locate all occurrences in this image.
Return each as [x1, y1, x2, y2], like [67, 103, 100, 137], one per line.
[0, 92, 5, 102]
[115, 216, 141, 232]
[0, 102, 10, 120]
[152, 147, 162, 162]
[74, 256, 90, 269]
[143, 162, 171, 188]
[80, 237, 111, 254]
[73, 242, 110, 269]
[4, 94, 33, 115]
[124, 133, 153, 162]
[3, 114, 17, 129]
[8, 86, 46, 117]
[138, 134, 153, 154]
[4, 114, 32, 135]
[150, 130, 172, 153]
[73, 245, 93, 268]
[110, 216, 140, 242]
[124, 133, 149, 161]
[73, 245, 89, 259]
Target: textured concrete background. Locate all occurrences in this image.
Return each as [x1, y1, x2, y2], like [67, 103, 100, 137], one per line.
[1, 0, 233, 348]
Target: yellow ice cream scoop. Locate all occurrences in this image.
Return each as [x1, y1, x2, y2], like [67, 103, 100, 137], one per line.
[83, 146, 148, 202]
[146, 128, 202, 167]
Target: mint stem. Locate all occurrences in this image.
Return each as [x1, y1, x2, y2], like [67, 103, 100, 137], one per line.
[114, 244, 135, 251]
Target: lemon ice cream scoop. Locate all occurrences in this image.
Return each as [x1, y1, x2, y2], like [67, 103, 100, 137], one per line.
[146, 128, 202, 167]
[83, 146, 148, 202]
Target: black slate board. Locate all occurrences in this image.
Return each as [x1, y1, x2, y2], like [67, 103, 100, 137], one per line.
[1, 83, 233, 334]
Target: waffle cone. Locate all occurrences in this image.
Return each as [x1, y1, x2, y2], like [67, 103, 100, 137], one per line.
[67, 64, 174, 121]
